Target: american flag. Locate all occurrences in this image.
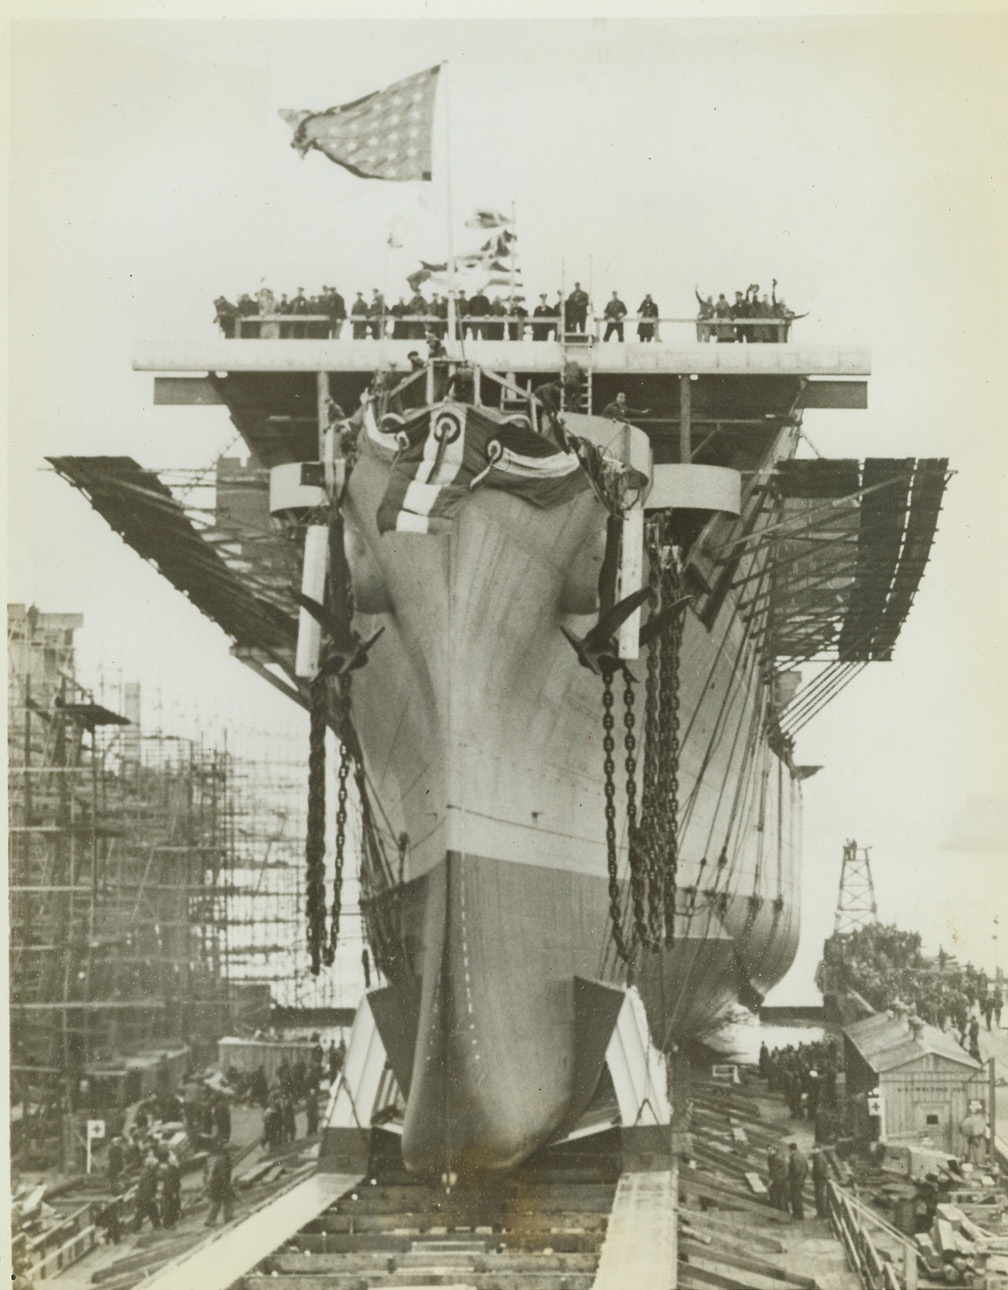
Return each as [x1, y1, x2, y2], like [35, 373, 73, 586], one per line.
[279, 66, 440, 182]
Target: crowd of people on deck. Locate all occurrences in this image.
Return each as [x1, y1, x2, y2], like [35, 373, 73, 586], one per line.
[819, 923, 1003, 1053]
[212, 280, 803, 343]
[693, 280, 804, 342]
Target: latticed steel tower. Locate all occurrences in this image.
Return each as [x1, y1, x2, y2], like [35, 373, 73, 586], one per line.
[833, 838, 879, 935]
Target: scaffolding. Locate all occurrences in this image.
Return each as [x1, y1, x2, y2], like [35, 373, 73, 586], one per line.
[8, 604, 363, 1163]
[833, 837, 879, 936]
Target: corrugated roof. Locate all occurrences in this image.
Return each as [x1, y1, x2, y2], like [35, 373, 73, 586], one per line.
[844, 1012, 981, 1074]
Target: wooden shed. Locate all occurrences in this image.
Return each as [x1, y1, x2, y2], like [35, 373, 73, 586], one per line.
[843, 1012, 983, 1153]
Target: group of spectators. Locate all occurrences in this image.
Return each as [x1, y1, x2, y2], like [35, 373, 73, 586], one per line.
[693, 280, 803, 342]
[254, 1052, 327, 1147]
[213, 280, 802, 343]
[819, 922, 1004, 1047]
[759, 1037, 841, 1123]
[759, 1039, 840, 1221]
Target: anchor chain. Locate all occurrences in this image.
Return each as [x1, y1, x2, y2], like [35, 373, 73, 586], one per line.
[660, 541, 684, 946]
[622, 667, 656, 951]
[597, 516, 685, 960]
[641, 527, 665, 945]
[329, 673, 353, 964]
[305, 674, 329, 975]
[601, 666, 632, 965]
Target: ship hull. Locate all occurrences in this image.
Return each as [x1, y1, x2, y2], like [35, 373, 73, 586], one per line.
[340, 434, 800, 1173]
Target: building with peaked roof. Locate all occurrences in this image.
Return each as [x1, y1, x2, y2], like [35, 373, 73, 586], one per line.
[843, 1010, 984, 1153]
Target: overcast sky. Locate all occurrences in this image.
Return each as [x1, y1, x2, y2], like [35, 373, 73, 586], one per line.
[7, 11, 1008, 996]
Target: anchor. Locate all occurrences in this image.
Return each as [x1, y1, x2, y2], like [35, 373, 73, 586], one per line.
[296, 592, 385, 675]
[562, 588, 693, 675]
[560, 585, 653, 675]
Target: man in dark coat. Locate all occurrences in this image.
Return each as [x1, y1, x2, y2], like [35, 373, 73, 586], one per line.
[290, 287, 311, 339]
[467, 290, 491, 339]
[305, 1090, 319, 1137]
[487, 296, 508, 340]
[213, 1093, 231, 1142]
[730, 289, 750, 342]
[637, 294, 659, 341]
[507, 296, 528, 340]
[407, 292, 429, 339]
[767, 1145, 788, 1211]
[158, 1149, 182, 1229]
[601, 392, 649, 421]
[812, 1148, 830, 1218]
[430, 293, 448, 338]
[107, 1135, 124, 1193]
[565, 282, 589, 335]
[532, 294, 554, 341]
[788, 1143, 808, 1219]
[351, 292, 369, 339]
[326, 287, 346, 338]
[602, 292, 627, 342]
[367, 290, 386, 340]
[134, 1158, 161, 1231]
[694, 288, 715, 341]
[205, 1143, 234, 1226]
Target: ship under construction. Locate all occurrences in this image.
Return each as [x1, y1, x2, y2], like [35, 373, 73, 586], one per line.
[47, 307, 949, 1187]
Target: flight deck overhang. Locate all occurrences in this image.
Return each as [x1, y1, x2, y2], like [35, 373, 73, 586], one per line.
[135, 339, 870, 379]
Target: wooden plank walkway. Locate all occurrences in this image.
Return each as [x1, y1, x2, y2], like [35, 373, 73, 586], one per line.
[138, 1172, 357, 1290]
[593, 1169, 677, 1290]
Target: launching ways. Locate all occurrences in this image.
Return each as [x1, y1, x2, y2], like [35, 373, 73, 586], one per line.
[322, 979, 674, 1175]
[311, 981, 678, 1290]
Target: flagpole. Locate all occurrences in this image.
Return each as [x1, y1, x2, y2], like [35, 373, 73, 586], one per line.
[441, 60, 460, 355]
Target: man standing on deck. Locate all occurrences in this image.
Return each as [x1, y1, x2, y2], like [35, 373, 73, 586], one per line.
[787, 1143, 808, 1219]
[602, 291, 627, 341]
[290, 287, 311, 339]
[532, 294, 553, 341]
[637, 293, 659, 341]
[566, 282, 589, 335]
[367, 289, 386, 340]
[326, 286, 346, 339]
[351, 292, 368, 339]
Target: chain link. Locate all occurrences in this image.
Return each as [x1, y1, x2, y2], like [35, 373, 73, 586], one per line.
[642, 525, 665, 945]
[597, 515, 685, 960]
[601, 666, 632, 964]
[661, 539, 683, 947]
[305, 675, 328, 975]
[329, 673, 352, 963]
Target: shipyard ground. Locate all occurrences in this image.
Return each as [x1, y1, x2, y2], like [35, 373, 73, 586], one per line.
[29, 1056, 870, 1290]
[15, 1100, 321, 1290]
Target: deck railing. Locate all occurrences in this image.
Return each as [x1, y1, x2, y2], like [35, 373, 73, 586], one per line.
[221, 310, 801, 343]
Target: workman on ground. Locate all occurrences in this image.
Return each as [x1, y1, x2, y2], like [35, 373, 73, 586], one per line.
[767, 1145, 788, 1211]
[811, 1148, 830, 1218]
[134, 1158, 162, 1231]
[205, 1142, 234, 1226]
[787, 1143, 808, 1219]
